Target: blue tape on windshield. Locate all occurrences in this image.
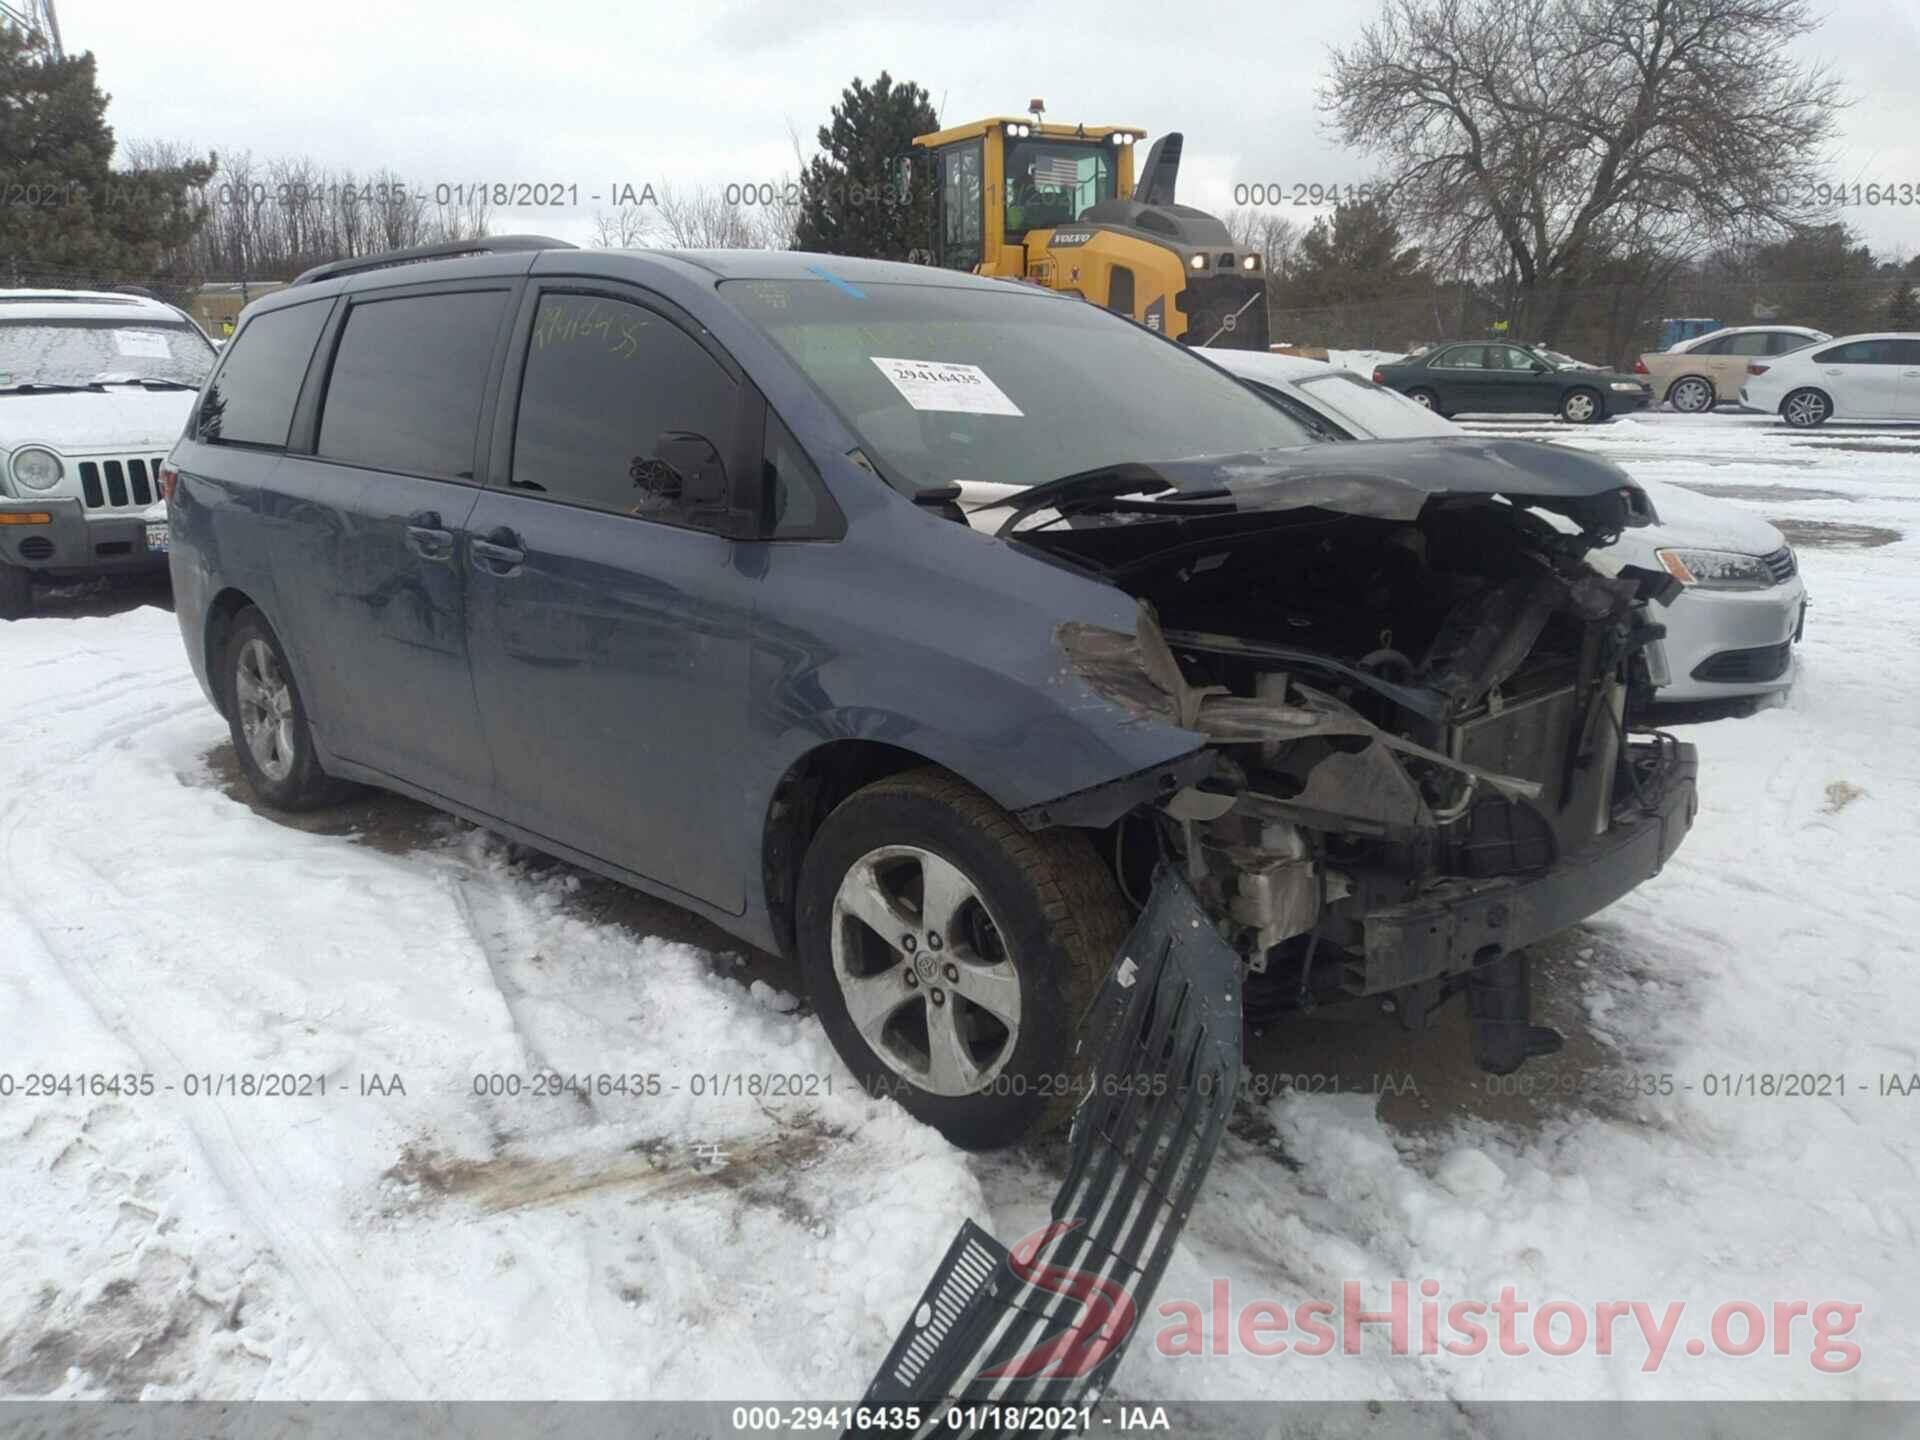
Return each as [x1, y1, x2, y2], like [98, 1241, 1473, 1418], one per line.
[805, 264, 867, 300]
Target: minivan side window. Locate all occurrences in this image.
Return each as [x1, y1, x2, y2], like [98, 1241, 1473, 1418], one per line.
[198, 299, 330, 448]
[317, 290, 508, 479]
[510, 293, 737, 524]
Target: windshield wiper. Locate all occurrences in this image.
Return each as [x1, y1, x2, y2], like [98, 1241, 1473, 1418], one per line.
[92, 375, 199, 390]
[990, 463, 1176, 537]
[0, 380, 104, 394]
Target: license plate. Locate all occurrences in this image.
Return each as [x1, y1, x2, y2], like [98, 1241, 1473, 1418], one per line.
[145, 521, 169, 554]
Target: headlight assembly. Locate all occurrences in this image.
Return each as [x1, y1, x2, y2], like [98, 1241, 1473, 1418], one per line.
[10, 446, 64, 491]
[1657, 547, 1775, 590]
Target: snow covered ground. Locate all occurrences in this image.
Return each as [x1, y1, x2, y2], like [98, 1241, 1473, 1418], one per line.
[3, 410, 1918, 1412]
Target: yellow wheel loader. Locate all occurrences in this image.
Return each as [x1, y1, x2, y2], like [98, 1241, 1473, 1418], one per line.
[909, 103, 1269, 350]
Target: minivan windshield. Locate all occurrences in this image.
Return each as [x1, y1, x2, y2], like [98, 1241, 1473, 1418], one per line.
[0, 319, 217, 390]
[720, 279, 1315, 492]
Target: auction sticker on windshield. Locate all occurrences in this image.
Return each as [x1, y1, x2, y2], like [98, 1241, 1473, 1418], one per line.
[113, 329, 172, 359]
[870, 357, 1024, 416]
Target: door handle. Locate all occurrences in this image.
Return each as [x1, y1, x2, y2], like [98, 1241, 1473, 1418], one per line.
[403, 510, 454, 562]
[471, 527, 527, 575]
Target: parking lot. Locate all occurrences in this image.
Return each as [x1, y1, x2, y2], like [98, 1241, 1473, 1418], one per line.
[2, 407, 1916, 1405]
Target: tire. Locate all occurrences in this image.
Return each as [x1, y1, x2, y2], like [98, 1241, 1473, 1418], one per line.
[0, 561, 30, 621]
[220, 607, 355, 811]
[1666, 375, 1715, 413]
[1559, 387, 1603, 423]
[1407, 387, 1440, 411]
[796, 767, 1126, 1150]
[1781, 388, 1831, 428]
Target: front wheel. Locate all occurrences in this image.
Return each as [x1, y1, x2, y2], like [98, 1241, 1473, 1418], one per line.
[221, 608, 356, 810]
[1782, 388, 1831, 428]
[0, 561, 30, 621]
[796, 768, 1126, 1150]
[1560, 387, 1603, 423]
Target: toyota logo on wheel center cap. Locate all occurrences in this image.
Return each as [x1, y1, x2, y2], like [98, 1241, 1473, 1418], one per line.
[915, 952, 938, 981]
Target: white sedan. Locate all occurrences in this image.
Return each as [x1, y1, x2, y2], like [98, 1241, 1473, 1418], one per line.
[1207, 349, 1808, 719]
[1738, 332, 1920, 427]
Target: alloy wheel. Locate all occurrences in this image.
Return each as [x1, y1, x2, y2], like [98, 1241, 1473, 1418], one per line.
[829, 844, 1023, 1097]
[1563, 391, 1599, 422]
[1785, 391, 1828, 428]
[235, 637, 297, 783]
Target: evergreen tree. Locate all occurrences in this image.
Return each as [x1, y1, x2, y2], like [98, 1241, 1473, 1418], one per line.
[0, 28, 213, 287]
[794, 73, 938, 260]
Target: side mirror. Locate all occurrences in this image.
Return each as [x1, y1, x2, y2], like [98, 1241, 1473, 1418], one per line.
[1530, 361, 1551, 373]
[653, 431, 727, 508]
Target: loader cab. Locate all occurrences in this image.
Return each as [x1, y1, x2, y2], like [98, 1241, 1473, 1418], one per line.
[914, 117, 1142, 279]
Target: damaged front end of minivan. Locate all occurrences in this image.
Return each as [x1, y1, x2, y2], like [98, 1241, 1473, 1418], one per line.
[1013, 437, 1699, 1072]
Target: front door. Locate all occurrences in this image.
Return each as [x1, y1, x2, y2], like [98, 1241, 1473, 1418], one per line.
[465, 284, 755, 911]
[1479, 344, 1562, 414]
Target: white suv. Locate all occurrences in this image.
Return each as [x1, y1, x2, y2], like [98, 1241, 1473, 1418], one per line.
[0, 289, 218, 618]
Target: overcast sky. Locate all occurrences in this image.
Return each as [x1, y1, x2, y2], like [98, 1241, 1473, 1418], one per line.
[82, 0, 1920, 259]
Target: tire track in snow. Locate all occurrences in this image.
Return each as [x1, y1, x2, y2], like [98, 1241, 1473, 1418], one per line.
[0, 627, 425, 1399]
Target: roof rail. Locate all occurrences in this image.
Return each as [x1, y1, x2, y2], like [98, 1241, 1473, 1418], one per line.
[290, 235, 577, 288]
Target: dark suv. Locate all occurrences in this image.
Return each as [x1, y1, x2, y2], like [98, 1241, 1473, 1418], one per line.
[168, 237, 1696, 1148]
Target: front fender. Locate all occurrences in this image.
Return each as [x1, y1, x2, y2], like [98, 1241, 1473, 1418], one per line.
[748, 503, 1206, 820]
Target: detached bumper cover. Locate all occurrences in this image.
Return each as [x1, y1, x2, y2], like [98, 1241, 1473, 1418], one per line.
[1359, 742, 1698, 993]
[845, 867, 1241, 1439]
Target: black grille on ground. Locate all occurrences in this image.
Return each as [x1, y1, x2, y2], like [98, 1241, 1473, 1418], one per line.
[18, 536, 54, 561]
[76, 456, 166, 510]
[1762, 546, 1796, 584]
[1692, 641, 1793, 684]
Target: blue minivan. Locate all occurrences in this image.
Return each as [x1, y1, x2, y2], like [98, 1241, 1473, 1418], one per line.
[167, 238, 1695, 1147]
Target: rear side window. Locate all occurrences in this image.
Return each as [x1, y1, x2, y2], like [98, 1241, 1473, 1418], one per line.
[199, 300, 330, 447]
[317, 291, 508, 479]
[1723, 333, 1773, 356]
[510, 293, 737, 523]
[1815, 340, 1895, 365]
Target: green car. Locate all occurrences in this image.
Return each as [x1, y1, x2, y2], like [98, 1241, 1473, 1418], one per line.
[1372, 342, 1653, 423]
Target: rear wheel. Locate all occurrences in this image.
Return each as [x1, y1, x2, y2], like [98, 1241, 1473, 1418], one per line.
[1667, 375, 1715, 413]
[1560, 387, 1603, 423]
[1782, 388, 1831, 428]
[221, 608, 355, 810]
[0, 561, 30, 621]
[1407, 387, 1440, 411]
[797, 768, 1125, 1150]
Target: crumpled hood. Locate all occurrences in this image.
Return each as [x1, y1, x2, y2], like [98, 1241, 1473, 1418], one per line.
[0, 388, 196, 455]
[1028, 436, 1655, 536]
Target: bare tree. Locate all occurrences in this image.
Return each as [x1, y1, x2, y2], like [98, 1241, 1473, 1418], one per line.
[1323, 0, 1846, 341]
[590, 205, 654, 247]
[654, 182, 758, 248]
